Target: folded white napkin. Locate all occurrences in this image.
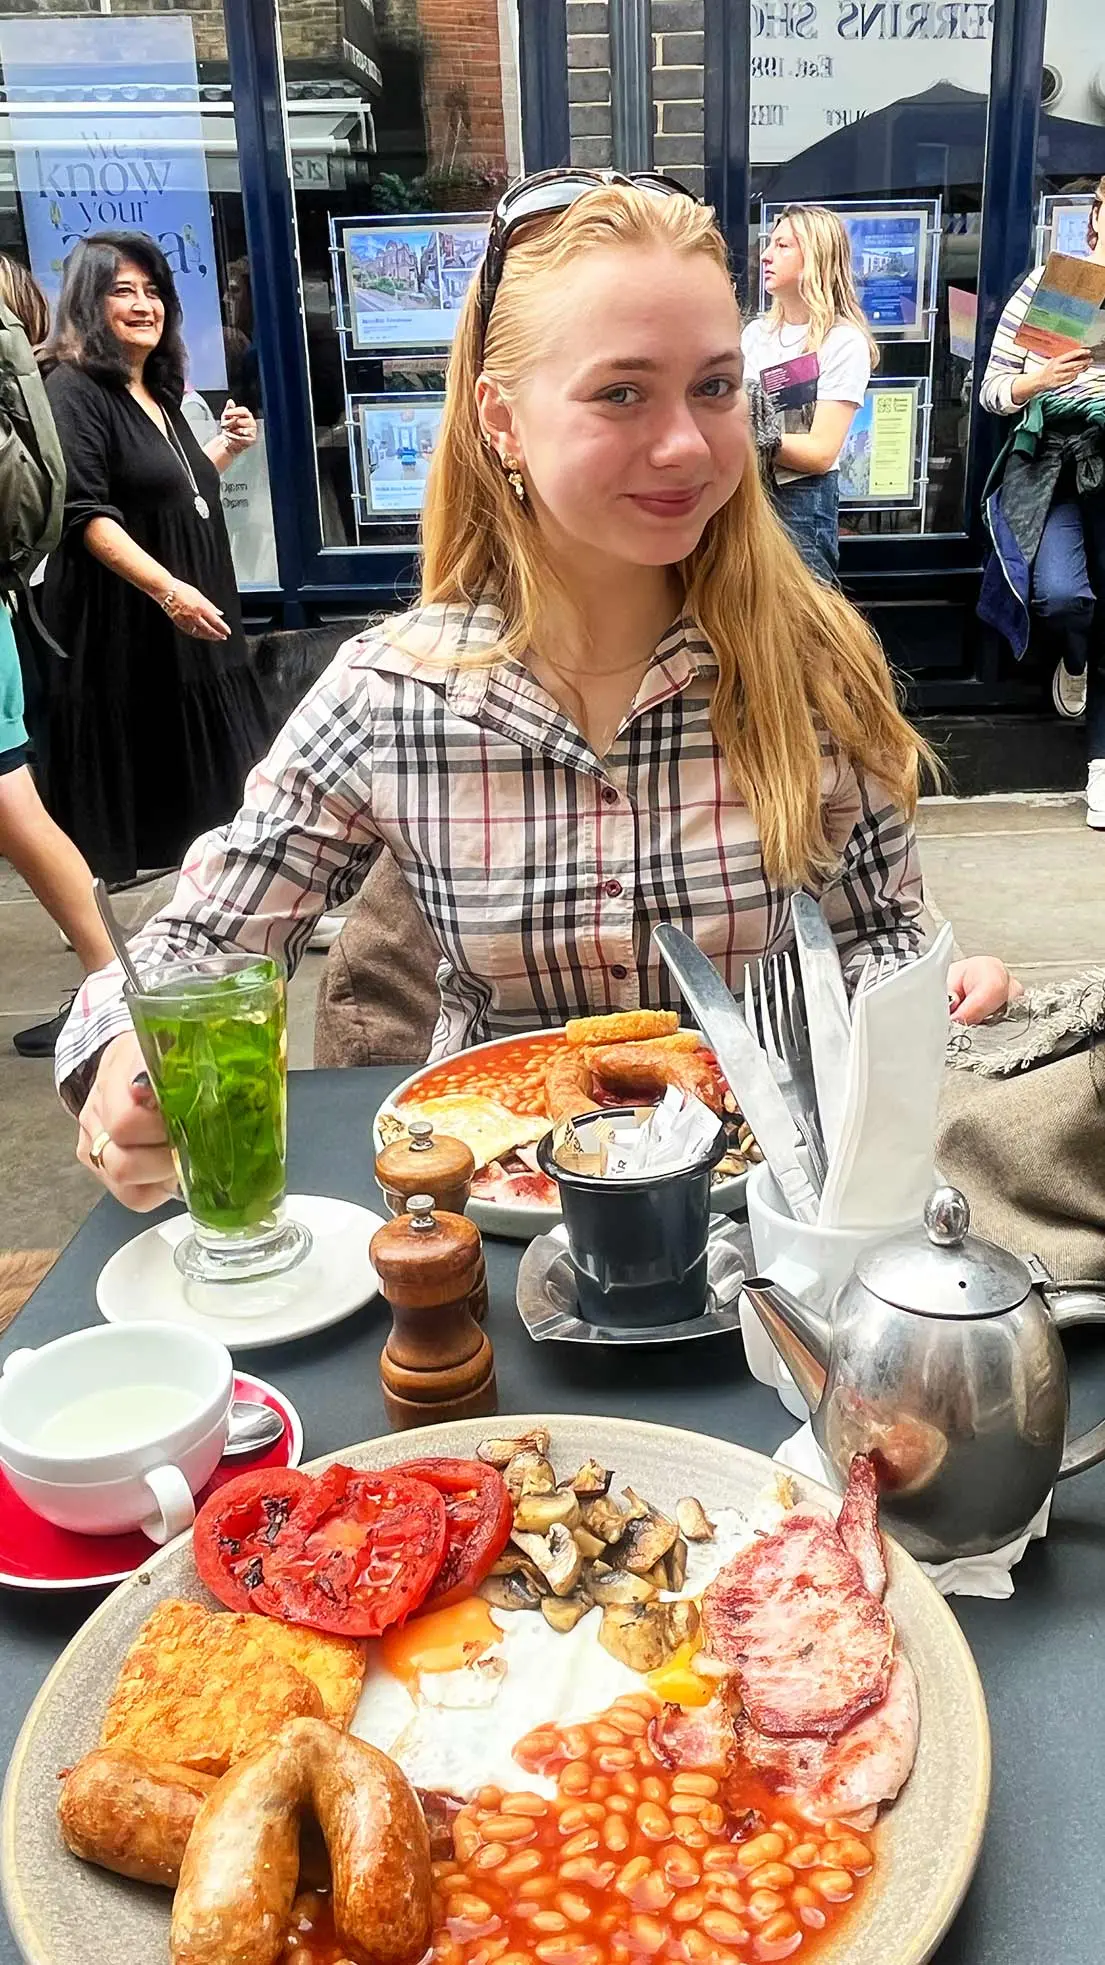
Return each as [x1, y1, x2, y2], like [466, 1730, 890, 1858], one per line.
[817, 923, 955, 1231]
[773, 1421, 1051, 1599]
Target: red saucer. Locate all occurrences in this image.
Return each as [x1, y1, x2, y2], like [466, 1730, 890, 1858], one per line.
[0, 1372, 303, 1591]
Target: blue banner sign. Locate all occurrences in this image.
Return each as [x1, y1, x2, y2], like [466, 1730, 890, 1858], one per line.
[0, 15, 226, 390]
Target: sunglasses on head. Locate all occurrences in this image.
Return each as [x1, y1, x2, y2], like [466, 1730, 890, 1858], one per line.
[476, 167, 699, 355]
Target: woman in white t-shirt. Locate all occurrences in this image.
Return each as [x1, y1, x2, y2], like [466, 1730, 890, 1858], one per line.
[742, 205, 877, 580]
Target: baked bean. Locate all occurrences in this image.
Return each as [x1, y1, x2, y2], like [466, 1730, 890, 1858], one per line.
[561, 1728, 590, 1759]
[559, 1858, 618, 1890]
[607, 1708, 648, 1737]
[630, 1873, 675, 1914]
[534, 1943, 584, 1965]
[702, 1865, 743, 1888]
[477, 1787, 503, 1810]
[810, 1868, 854, 1903]
[704, 1849, 742, 1873]
[758, 1910, 800, 1947]
[606, 1795, 633, 1816]
[767, 1821, 798, 1848]
[618, 1694, 658, 1718]
[473, 1844, 509, 1872]
[597, 1748, 636, 1772]
[480, 1816, 537, 1845]
[788, 1842, 819, 1870]
[698, 1804, 726, 1835]
[829, 1837, 873, 1874]
[680, 1929, 713, 1961]
[440, 1874, 478, 1897]
[614, 1773, 640, 1800]
[635, 1803, 672, 1841]
[515, 1727, 558, 1764]
[672, 1772, 720, 1798]
[736, 1834, 787, 1869]
[529, 1912, 569, 1934]
[747, 1891, 786, 1921]
[562, 1829, 601, 1858]
[555, 1892, 593, 1924]
[496, 1851, 544, 1880]
[559, 1762, 591, 1795]
[589, 1778, 613, 1801]
[591, 1724, 624, 1746]
[672, 1817, 710, 1848]
[454, 1822, 480, 1862]
[603, 1818, 630, 1853]
[615, 1856, 653, 1897]
[747, 1864, 795, 1892]
[640, 1776, 666, 1804]
[502, 1793, 548, 1818]
[701, 1908, 747, 1944]
[518, 1879, 559, 1902]
[663, 1848, 702, 1888]
[671, 1891, 707, 1924]
[628, 1913, 667, 1954]
[498, 1953, 535, 1965]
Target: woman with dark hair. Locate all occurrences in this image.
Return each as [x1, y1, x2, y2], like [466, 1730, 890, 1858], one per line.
[38, 229, 269, 882]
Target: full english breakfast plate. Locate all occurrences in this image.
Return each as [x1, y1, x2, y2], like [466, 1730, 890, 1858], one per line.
[1, 1415, 988, 1965]
[373, 1015, 762, 1241]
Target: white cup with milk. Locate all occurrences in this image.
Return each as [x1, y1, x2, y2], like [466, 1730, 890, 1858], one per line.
[0, 1322, 233, 1541]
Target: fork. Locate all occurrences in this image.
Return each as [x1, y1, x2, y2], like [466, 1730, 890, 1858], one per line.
[743, 951, 829, 1192]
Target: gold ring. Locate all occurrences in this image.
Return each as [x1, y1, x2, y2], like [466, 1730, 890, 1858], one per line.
[89, 1128, 111, 1171]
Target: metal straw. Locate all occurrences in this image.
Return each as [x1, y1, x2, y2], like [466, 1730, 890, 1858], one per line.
[91, 878, 143, 993]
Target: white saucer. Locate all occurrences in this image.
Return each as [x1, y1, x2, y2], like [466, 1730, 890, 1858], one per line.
[96, 1194, 383, 1349]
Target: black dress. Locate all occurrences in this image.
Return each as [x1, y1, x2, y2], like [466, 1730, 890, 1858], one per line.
[39, 363, 271, 882]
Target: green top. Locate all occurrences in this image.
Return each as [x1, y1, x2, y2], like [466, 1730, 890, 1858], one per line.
[0, 602, 27, 758]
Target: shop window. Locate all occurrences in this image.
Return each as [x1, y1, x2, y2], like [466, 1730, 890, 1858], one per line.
[746, 1, 996, 539]
[276, 0, 522, 551]
[0, 1, 278, 590]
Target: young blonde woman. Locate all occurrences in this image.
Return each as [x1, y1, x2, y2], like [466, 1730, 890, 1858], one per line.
[742, 204, 878, 581]
[54, 171, 1011, 1210]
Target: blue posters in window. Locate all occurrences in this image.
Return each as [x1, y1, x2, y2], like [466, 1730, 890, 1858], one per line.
[842, 212, 926, 335]
[0, 15, 226, 391]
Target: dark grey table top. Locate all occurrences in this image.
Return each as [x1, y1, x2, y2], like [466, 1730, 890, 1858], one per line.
[4, 1067, 1105, 1964]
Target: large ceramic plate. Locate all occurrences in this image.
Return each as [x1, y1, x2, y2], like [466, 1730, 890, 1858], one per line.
[374, 1031, 749, 1241]
[1, 1415, 989, 1965]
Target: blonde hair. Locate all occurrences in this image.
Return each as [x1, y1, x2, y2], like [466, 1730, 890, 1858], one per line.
[414, 184, 929, 885]
[765, 205, 879, 369]
[1089, 178, 1105, 252]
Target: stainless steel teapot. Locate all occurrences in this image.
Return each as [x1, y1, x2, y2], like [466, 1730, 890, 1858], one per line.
[742, 1187, 1105, 1562]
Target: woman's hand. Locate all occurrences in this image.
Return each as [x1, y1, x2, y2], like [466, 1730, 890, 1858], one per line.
[947, 956, 1021, 1025]
[219, 399, 257, 450]
[77, 1033, 178, 1211]
[164, 581, 230, 642]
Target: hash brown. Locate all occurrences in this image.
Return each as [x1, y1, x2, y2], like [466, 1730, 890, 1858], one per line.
[101, 1601, 367, 1776]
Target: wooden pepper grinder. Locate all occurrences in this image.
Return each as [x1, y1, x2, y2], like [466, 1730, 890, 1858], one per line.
[372, 1195, 497, 1432]
[375, 1119, 489, 1324]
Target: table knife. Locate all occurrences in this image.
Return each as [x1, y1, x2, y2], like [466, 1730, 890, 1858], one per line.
[653, 925, 820, 1225]
[790, 892, 852, 1160]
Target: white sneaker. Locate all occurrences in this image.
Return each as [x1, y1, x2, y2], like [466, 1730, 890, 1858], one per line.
[1087, 761, 1105, 830]
[308, 911, 347, 951]
[1053, 658, 1088, 719]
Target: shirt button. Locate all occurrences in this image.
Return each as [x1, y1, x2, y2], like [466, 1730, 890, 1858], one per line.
[602, 785, 619, 805]
[603, 879, 623, 898]
[610, 963, 628, 980]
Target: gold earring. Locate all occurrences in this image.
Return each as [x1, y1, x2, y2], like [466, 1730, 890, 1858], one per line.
[504, 456, 526, 502]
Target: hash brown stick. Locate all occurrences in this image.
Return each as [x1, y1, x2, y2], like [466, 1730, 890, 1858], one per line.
[564, 1009, 678, 1047]
[171, 1718, 432, 1965]
[58, 1749, 217, 1888]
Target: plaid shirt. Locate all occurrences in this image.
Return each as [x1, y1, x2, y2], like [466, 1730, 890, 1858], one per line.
[56, 600, 923, 1113]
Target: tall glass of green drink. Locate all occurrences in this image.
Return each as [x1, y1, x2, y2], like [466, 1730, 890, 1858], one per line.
[126, 954, 311, 1283]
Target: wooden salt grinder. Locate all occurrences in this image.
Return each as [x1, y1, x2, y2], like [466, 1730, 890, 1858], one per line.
[375, 1119, 488, 1323]
[372, 1195, 497, 1432]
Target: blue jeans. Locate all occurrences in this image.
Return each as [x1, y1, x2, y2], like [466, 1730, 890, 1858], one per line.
[1032, 488, 1105, 761]
[772, 471, 840, 583]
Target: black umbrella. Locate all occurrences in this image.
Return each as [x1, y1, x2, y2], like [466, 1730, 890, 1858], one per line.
[755, 82, 1105, 203]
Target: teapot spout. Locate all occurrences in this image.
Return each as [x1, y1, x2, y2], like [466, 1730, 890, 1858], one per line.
[742, 1277, 830, 1413]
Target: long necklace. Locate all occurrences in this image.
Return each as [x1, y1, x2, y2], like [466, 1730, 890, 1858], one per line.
[157, 408, 210, 521]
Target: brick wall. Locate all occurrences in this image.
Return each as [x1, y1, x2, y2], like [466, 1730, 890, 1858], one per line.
[567, 0, 705, 197]
[417, 0, 509, 173]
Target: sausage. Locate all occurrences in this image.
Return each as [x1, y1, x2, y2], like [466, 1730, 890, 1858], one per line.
[171, 1717, 432, 1965]
[545, 1049, 600, 1122]
[587, 1041, 723, 1113]
[58, 1749, 217, 1888]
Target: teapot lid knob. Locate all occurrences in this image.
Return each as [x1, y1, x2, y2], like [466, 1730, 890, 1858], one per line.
[924, 1186, 971, 1248]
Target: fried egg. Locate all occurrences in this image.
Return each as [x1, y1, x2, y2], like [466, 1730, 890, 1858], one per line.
[350, 1507, 762, 1800]
[396, 1096, 549, 1173]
